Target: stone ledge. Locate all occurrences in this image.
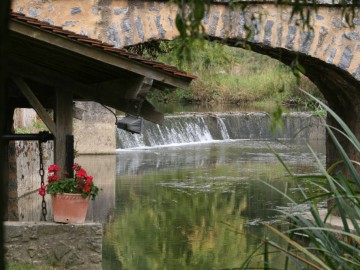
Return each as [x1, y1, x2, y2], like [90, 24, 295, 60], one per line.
[5, 221, 103, 270]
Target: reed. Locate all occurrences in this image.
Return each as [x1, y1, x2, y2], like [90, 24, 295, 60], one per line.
[233, 92, 360, 269]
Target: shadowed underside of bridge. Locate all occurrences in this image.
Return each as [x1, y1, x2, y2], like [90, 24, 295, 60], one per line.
[12, 0, 360, 165]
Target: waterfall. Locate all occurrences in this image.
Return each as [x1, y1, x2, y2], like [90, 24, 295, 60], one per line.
[216, 117, 230, 140]
[117, 115, 217, 149]
[116, 112, 324, 149]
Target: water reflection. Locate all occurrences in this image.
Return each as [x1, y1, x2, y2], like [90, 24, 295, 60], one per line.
[75, 155, 116, 223]
[103, 140, 325, 269]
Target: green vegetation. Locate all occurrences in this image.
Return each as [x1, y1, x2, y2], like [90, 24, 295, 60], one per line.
[15, 119, 48, 134]
[103, 154, 313, 269]
[135, 40, 323, 110]
[238, 94, 360, 269]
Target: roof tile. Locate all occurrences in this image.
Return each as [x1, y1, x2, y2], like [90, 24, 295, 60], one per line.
[10, 11, 196, 81]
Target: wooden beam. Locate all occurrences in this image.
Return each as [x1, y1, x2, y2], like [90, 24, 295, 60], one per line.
[124, 77, 144, 99]
[9, 58, 93, 95]
[55, 88, 73, 171]
[9, 20, 192, 90]
[9, 59, 165, 123]
[141, 100, 164, 124]
[11, 76, 57, 135]
[138, 78, 154, 98]
[93, 76, 153, 100]
[118, 76, 154, 99]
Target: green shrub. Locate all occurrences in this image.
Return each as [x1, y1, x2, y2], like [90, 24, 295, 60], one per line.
[147, 40, 323, 109]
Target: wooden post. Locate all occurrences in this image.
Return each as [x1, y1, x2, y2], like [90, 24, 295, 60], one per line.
[0, 2, 11, 267]
[65, 135, 74, 178]
[55, 89, 73, 173]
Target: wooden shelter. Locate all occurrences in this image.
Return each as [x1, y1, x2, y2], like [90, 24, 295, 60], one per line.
[4, 12, 195, 172]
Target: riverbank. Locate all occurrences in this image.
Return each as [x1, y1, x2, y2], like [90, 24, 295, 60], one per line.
[128, 40, 324, 110]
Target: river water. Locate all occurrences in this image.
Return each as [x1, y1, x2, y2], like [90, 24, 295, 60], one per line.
[82, 138, 326, 269]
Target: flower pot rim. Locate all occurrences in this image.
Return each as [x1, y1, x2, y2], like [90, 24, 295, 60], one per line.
[52, 193, 90, 199]
[52, 192, 84, 195]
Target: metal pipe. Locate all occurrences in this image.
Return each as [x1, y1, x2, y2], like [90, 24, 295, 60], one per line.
[2, 133, 54, 141]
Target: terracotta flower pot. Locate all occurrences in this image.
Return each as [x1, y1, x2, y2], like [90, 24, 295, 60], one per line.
[51, 193, 90, 224]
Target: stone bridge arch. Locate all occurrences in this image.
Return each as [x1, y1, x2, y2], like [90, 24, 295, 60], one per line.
[196, 3, 360, 167]
[12, 0, 360, 164]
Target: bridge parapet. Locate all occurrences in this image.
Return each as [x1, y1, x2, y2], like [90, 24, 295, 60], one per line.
[203, 3, 359, 79]
[212, 0, 357, 5]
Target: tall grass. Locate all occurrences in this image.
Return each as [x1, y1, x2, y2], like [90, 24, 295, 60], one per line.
[146, 40, 321, 109]
[232, 92, 359, 269]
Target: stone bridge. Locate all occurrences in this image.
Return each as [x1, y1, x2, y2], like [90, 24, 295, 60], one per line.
[11, 0, 360, 164]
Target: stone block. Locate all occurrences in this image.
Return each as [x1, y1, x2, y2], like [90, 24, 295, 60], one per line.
[5, 222, 103, 269]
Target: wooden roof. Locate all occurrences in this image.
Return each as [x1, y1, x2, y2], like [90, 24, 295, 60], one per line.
[8, 11, 196, 123]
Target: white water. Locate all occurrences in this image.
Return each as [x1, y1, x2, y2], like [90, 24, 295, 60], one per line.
[117, 115, 218, 149]
[216, 116, 230, 140]
[116, 113, 324, 150]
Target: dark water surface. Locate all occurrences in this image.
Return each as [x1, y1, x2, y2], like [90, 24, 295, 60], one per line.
[95, 139, 325, 270]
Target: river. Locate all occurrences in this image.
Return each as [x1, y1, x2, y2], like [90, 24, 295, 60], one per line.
[77, 136, 325, 269]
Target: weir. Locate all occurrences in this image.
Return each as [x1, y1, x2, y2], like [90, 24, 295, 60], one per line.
[116, 112, 325, 149]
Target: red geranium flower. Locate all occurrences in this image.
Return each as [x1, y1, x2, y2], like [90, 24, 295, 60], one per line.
[72, 163, 80, 171]
[75, 168, 87, 179]
[41, 164, 100, 200]
[48, 164, 60, 173]
[85, 176, 93, 185]
[48, 174, 60, 183]
[38, 184, 46, 196]
[83, 185, 91, 192]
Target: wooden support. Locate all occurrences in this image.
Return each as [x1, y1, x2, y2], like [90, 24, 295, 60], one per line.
[123, 76, 145, 99]
[9, 59, 164, 124]
[137, 78, 154, 98]
[55, 89, 73, 172]
[65, 135, 74, 178]
[1, 2, 11, 266]
[11, 76, 57, 135]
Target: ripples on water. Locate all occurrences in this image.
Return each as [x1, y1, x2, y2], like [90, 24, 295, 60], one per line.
[96, 139, 326, 270]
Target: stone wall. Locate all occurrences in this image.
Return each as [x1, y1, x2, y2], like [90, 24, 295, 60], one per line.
[73, 101, 116, 155]
[8, 141, 54, 221]
[4, 221, 102, 269]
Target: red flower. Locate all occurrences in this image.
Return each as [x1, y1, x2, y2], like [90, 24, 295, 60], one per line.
[75, 168, 87, 179]
[72, 163, 80, 171]
[43, 163, 99, 200]
[83, 185, 91, 192]
[38, 184, 46, 196]
[48, 164, 60, 173]
[85, 176, 93, 185]
[48, 174, 60, 183]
